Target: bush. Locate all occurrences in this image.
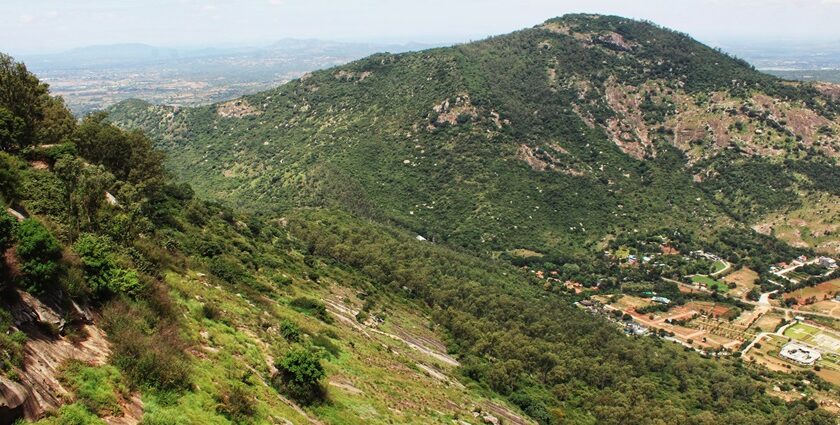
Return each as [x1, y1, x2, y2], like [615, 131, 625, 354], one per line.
[74, 234, 142, 300]
[16, 219, 62, 292]
[279, 320, 301, 342]
[208, 256, 249, 285]
[0, 310, 25, 373]
[102, 300, 191, 391]
[216, 383, 255, 422]
[289, 297, 332, 323]
[273, 348, 326, 405]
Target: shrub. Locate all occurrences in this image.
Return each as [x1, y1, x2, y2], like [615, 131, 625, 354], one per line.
[74, 234, 142, 300]
[102, 300, 191, 391]
[208, 256, 248, 284]
[15, 219, 62, 292]
[279, 320, 301, 342]
[289, 297, 332, 323]
[273, 348, 326, 405]
[216, 383, 255, 421]
[0, 310, 25, 372]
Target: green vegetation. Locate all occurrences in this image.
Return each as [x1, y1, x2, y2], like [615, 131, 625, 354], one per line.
[3, 14, 840, 425]
[15, 218, 63, 292]
[273, 348, 326, 405]
[59, 361, 127, 416]
[691, 275, 730, 293]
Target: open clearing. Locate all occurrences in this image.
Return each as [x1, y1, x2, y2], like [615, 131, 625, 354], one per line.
[723, 268, 758, 298]
[784, 279, 840, 307]
[691, 275, 729, 292]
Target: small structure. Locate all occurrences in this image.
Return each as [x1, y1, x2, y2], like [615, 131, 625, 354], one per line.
[779, 342, 821, 366]
[651, 296, 671, 305]
[415, 235, 427, 242]
[625, 322, 648, 336]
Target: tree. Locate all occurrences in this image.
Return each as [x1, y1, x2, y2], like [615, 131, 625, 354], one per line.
[0, 153, 21, 205]
[15, 219, 62, 292]
[0, 210, 15, 285]
[274, 348, 326, 405]
[0, 107, 24, 152]
[73, 114, 166, 188]
[0, 53, 49, 149]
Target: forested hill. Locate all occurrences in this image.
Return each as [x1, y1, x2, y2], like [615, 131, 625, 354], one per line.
[2, 29, 840, 425]
[109, 14, 840, 259]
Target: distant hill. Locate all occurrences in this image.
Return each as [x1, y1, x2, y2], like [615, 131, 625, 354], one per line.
[110, 14, 840, 258]
[21, 40, 444, 115]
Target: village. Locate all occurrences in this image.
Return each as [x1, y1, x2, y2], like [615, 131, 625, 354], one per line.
[521, 239, 840, 409]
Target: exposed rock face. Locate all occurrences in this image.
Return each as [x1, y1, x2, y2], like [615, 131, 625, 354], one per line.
[1, 290, 110, 421]
[217, 99, 261, 118]
[0, 377, 28, 425]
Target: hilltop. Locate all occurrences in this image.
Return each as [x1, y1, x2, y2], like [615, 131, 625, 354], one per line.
[110, 14, 840, 260]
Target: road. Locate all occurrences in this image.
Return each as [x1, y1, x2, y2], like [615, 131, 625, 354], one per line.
[742, 298, 839, 320]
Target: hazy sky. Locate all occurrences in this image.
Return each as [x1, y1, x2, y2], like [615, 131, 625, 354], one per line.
[2, 0, 840, 54]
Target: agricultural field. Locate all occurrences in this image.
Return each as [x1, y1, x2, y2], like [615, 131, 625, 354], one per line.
[691, 275, 730, 292]
[723, 267, 759, 298]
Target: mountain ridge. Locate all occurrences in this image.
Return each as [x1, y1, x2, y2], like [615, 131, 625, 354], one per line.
[109, 14, 840, 258]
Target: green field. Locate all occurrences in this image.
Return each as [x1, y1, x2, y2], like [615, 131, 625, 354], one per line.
[691, 275, 730, 292]
[784, 323, 821, 340]
[784, 323, 840, 353]
[711, 260, 728, 273]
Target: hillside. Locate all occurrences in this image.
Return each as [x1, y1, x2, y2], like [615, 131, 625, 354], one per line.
[3, 15, 840, 425]
[110, 14, 840, 259]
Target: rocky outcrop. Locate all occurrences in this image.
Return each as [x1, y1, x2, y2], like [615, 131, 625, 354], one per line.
[1, 290, 108, 421]
[0, 377, 29, 425]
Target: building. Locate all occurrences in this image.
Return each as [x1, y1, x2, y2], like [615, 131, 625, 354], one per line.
[779, 342, 821, 366]
[651, 296, 671, 305]
[818, 257, 837, 269]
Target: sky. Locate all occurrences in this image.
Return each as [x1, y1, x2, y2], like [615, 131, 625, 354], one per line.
[2, 0, 840, 54]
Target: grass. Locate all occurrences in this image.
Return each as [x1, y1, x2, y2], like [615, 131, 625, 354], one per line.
[149, 269, 528, 425]
[691, 275, 730, 292]
[783, 323, 821, 340]
[711, 260, 728, 274]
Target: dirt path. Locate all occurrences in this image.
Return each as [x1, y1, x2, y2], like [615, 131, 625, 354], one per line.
[324, 298, 459, 367]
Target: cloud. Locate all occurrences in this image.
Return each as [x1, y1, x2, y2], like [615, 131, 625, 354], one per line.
[19, 14, 34, 24]
[269, 0, 283, 6]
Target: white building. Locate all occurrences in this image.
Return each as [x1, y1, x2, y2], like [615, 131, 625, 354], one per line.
[818, 257, 837, 269]
[779, 342, 821, 366]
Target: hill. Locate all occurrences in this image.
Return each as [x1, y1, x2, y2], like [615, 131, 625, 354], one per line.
[4, 15, 840, 425]
[109, 14, 840, 260]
